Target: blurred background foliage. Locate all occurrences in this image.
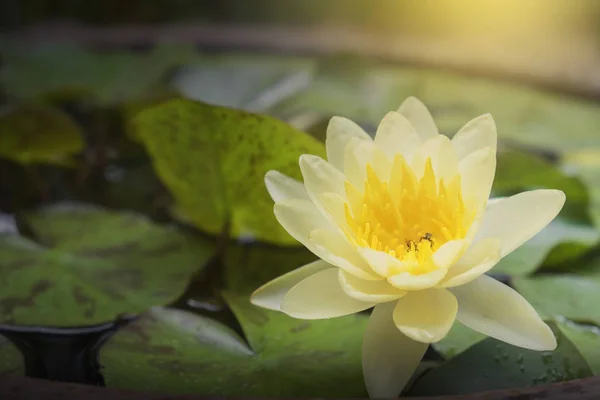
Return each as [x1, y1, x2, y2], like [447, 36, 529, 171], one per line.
[1, 0, 600, 397]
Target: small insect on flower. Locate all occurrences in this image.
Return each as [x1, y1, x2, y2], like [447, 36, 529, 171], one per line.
[251, 97, 565, 398]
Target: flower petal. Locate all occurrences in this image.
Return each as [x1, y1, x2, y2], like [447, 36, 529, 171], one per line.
[451, 113, 497, 160]
[273, 198, 331, 255]
[397, 97, 439, 140]
[419, 134, 458, 182]
[374, 111, 421, 160]
[309, 229, 381, 280]
[432, 239, 468, 269]
[387, 268, 448, 291]
[264, 170, 308, 203]
[358, 247, 404, 278]
[363, 302, 428, 398]
[439, 237, 501, 288]
[326, 116, 372, 171]
[474, 189, 566, 258]
[451, 275, 556, 350]
[339, 270, 406, 302]
[281, 268, 375, 319]
[250, 260, 330, 311]
[458, 147, 496, 208]
[299, 154, 346, 202]
[393, 289, 458, 343]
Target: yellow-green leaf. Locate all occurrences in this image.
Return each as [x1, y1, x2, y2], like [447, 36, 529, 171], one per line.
[133, 99, 325, 244]
[0, 105, 83, 166]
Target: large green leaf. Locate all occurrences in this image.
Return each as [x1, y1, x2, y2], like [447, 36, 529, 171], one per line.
[0, 104, 84, 166]
[557, 319, 600, 375]
[0, 42, 195, 105]
[0, 335, 23, 376]
[563, 149, 600, 228]
[433, 322, 485, 359]
[0, 204, 214, 327]
[490, 151, 598, 275]
[408, 322, 592, 396]
[133, 99, 326, 245]
[100, 294, 367, 397]
[513, 274, 600, 327]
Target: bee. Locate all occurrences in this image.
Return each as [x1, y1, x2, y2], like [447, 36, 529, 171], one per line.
[419, 232, 434, 244]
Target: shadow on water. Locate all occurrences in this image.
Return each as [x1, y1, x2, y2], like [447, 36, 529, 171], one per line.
[0, 315, 136, 385]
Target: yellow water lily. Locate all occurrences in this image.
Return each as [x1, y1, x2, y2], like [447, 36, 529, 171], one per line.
[250, 97, 565, 398]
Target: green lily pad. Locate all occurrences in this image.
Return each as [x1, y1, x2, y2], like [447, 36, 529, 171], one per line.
[0, 204, 214, 327]
[133, 99, 326, 245]
[0, 334, 23, 376]
[433, 322, 485, 359]
[490, 151, 598, 275]
[224, 244, 316, 295]
[170, 54, 315, 113]
[557, 319, 600, 375]
[562, 149, 600, 228]
[513, 274, 600, 327]
[0, 104, 84, 166]
[408, 322, 592, 396]
[0, 42, 196, 105]
[100, 294, 368, 397]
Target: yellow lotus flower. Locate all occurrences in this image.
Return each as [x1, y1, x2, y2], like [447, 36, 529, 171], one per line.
[250, 97, 565, 397]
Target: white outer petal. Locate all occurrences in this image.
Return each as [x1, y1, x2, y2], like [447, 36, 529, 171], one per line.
[250, 260, 330, 311]
[339, 270, 406, 302]
[374, 111, 421, 161]
[326, 116, 372, 171]
[397, 96, 439, 140]
[363, 302, 428, 398]
[281, 268, 375, 319]
[264, 170, 308, 203]
[451, 113, 497, 160]
[473, 189, 566, 258]
[451, 275, 556, 350]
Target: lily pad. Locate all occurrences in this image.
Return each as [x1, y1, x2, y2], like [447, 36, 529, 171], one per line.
[100, 294, 368, 397]
[0, 204, 214, 327]
[557, 319, 600, 375]
[0, 42, 196, 105]
[433, 321, 485, 359]
[0, 334, 23, 376]
[133, 99, 326, 245]
[490, 151, 598, 275]
[408, 322, 592, 396]
[0, 104, 84, 166]
[513, 274, 600, 327]
[170, 54, 315, 113]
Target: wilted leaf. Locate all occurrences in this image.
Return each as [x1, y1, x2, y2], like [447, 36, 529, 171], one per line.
[0, 334, 23, 376]
[408, 322, 592, 396]
[100, 295, 367, 397]
[134, 99, 326, 245]
[0, 105, 84, 166]
[0, 204, 214, 326]
[557, 319, 600, 375]
[490, 151, 598, 275]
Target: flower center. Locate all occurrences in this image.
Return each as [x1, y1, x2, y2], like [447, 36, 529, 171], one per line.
[344, 154, 472, 269]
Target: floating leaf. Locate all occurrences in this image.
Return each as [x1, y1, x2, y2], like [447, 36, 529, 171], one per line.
[170, 54, 314, 113]
[513, 274, 600, 327]
[100, 294, 367, 397]
[490, 151, 598, 275]
[408, 322, 592, 396]
[0, 42, 196, 105]
[0, 105, 84, 166]
[433, 322, 485, 359]
[557, 319, 600, 375]
[0, 204, 214, 327]
[0, 334, 23, 375]
[563, 149, 600, 228]
[133, 99, 326, 245]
